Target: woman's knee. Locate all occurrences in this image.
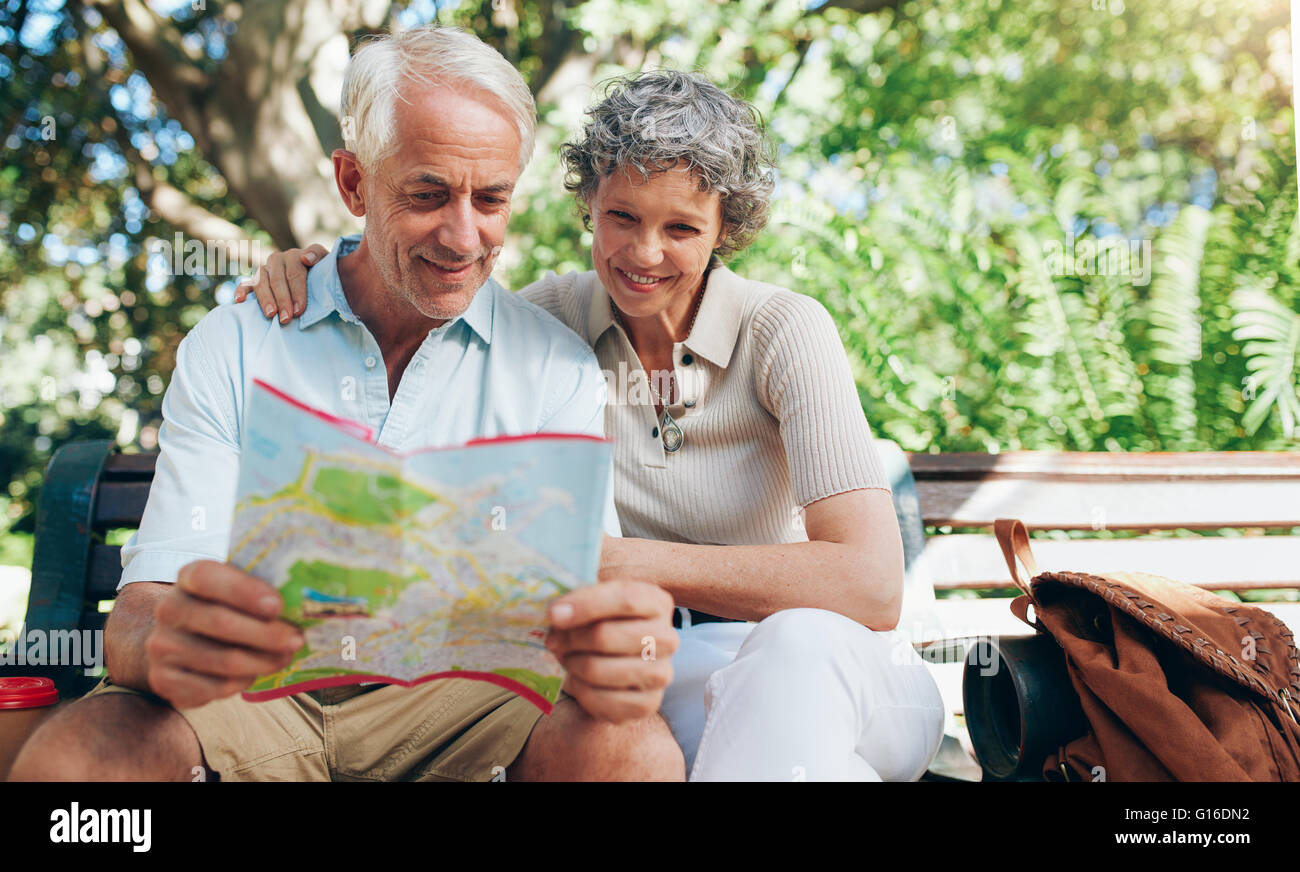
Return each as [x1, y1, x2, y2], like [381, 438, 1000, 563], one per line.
[743, 608, 878, 657]
[737, 608, 925, 688]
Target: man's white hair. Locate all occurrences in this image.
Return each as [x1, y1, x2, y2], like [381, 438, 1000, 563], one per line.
[340, 25, 536, 172]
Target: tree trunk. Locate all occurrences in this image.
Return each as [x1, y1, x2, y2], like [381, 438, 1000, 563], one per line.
[91, 0, 391, 249]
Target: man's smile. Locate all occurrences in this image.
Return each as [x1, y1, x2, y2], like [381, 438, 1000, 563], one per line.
[418, 255, 477, 280]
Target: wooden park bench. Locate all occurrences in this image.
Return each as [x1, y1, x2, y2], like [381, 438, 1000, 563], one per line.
[885, 447, 1300, 779]
[6, 439, 1300, 779]
[902, 449, 1300, 640]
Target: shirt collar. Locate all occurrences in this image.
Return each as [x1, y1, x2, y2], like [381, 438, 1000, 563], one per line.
[585, 257, 745, 368]
[300, 234, 495, 344]
[682, 261, 746, 368]
[586, 272, 617, 346]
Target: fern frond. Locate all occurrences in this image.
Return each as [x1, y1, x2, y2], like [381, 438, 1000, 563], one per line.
[1145, 205, 1212, 448]
[1231, 288, 1300, 438]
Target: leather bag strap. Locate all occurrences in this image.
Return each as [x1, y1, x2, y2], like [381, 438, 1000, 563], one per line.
[994, 518, 1039, 599]
[1010, 594, 1036, 627]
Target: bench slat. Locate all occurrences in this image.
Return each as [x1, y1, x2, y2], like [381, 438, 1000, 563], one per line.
[102, 453, 159, 476]
[87, 545, 124, 599]
[92, 481, 152, 528]
[919, 534, 1300, 590]
[908, 451, 1300, 480]
[915, 478, 1300, 529]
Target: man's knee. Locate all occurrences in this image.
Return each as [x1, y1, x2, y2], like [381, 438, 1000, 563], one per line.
[8, 692, 202, 782]
[513, 700, 684, 781]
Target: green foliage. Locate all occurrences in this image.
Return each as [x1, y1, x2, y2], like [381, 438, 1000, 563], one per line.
[699, 0, 1299, 455]
[1233, 286, 1300, 436]
[1, 0, 1296, 545]
[0, 531, 33, 569]
[1, 0, 248, 534]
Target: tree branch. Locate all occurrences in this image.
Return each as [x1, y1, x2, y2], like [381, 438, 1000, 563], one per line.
[87, 0, 209, 87]
[64, 6, 250, 249]
[107, 107, 256, 248]
[135, 169, 257, 246]
[83, 0, 213, 152]
[529, 0, 581, 98]
[810, 0, 903, 13]
[770, 37, 813, 113]
[67, 5, 251, 247]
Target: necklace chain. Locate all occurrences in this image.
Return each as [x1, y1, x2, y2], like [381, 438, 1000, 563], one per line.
[610, 282, 706, 411]
[609, 275, 707, 454]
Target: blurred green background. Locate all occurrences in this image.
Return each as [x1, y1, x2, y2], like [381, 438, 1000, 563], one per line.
[1, 0, 1297, 630]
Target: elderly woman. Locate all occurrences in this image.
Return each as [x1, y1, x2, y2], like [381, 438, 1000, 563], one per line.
[240, 70, 944, 781]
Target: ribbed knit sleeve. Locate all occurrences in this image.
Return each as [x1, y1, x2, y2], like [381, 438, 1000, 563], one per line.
[752, 291, 890, 506]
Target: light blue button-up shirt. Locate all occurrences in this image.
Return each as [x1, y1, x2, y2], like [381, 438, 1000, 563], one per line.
[121, 235, 618, 588]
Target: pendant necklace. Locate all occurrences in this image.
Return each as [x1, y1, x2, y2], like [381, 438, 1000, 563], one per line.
[645, 372, 685, 452]
[611, 282, 706, 454]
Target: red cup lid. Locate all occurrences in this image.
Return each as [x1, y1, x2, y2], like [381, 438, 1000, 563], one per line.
[0, 676, 60, 710]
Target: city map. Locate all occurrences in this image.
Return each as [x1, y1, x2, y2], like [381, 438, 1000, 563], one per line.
[229, 379, 610, 712]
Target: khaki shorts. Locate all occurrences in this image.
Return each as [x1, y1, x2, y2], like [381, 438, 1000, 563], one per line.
[85, 677, 552, 782]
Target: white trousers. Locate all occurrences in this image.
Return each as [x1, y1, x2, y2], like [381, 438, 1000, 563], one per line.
[659, 607, 946, 781]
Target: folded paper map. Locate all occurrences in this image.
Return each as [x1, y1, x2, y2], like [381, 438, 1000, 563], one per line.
[230, 379, 610, 712]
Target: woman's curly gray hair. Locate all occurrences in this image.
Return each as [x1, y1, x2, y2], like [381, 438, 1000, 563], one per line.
[561, 70, 776, 258]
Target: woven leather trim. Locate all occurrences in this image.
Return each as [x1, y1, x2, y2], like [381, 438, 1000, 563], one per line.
[1031, 571, 1300, 706]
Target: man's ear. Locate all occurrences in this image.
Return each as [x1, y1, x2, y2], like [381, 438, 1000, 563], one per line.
[333, 149, 367, 218]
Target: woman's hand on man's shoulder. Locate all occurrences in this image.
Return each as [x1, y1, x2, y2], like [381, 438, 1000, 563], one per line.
[234, 243, 329, 323]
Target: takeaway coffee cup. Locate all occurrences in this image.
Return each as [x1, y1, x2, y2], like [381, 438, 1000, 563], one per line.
[0, 676, 59, 781]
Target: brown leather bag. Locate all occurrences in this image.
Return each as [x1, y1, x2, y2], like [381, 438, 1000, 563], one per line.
[993, 519, 1300, 782]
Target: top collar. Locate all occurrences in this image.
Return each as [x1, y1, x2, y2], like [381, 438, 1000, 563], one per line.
[586, 257, 747, 369]
[300, 234, 494, 344]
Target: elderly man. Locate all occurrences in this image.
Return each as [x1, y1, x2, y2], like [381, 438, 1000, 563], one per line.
[11, 26, 683, 782]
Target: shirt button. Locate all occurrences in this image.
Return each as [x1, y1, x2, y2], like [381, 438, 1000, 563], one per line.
[365, 356, 377, 368]
[651, 426, 659, 439]
[684, 399, 695, 408]
[681, 353, 694, 365]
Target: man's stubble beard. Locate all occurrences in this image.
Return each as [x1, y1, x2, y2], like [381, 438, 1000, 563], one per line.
[369, 231, 490, 322]
[395, 258, 483, 321]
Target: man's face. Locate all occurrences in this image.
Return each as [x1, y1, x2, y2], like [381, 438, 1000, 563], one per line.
[358, 83, 521, 320]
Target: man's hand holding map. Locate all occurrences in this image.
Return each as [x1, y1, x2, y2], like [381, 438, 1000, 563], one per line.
[229, 379, 611, 712]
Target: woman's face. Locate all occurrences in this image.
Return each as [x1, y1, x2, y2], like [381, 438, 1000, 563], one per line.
[588, 162, 726, 324]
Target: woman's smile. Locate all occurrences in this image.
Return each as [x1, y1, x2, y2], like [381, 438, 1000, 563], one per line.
[614, 266, 673, 294]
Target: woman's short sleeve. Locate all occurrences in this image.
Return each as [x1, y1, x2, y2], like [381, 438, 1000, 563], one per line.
[752, 291, 891, 506]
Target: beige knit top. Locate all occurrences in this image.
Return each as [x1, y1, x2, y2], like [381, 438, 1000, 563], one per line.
[517, 263, 890, 545]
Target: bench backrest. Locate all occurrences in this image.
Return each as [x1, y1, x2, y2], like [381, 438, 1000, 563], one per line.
[20, 442, 152, 695]
[905, 451, 1300, 592]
